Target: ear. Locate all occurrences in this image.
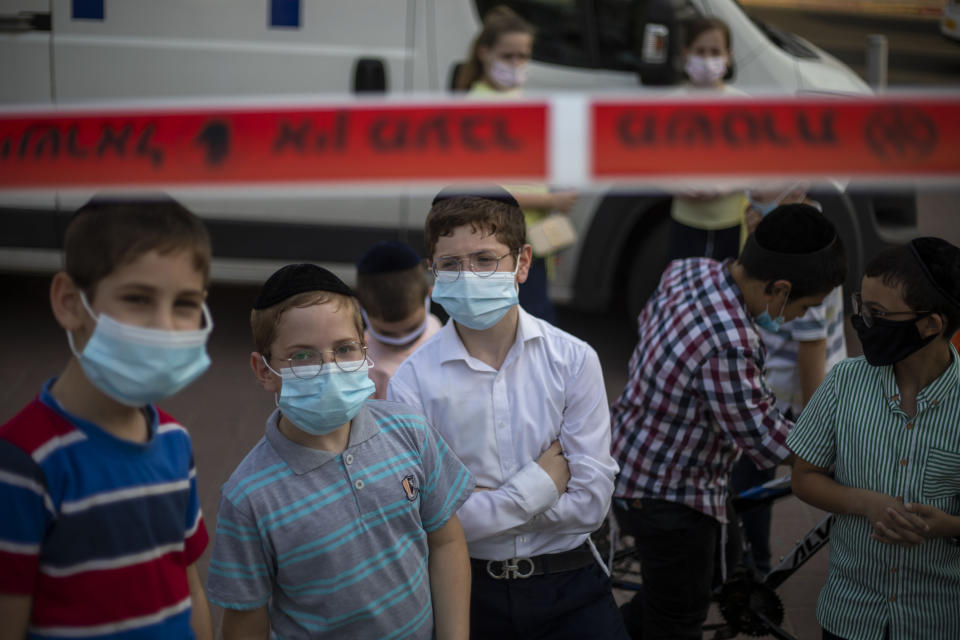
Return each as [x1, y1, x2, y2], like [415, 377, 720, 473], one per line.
[515, 245, 533, 285]
[764, 279, 792, 299]
[919, 314, 945, 340]
[250, 351, 281, 394]
[50, 272, 90, 334]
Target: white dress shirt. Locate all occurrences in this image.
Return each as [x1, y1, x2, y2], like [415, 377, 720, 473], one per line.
[387, 307, 618, 561]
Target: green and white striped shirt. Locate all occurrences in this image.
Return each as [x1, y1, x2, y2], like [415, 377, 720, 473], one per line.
[787, 348, 960, 640]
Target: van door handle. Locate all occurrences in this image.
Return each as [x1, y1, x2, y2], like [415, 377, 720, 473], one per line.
[0, 12, 51, 32]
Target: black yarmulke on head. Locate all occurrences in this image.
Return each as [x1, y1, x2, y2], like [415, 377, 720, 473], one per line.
[253, 263, 355, 310]
[432, 184, 520, 209]
[356, 241, 422, 275]
[755, 203, 837, 254]
[909, 237, 960, 308]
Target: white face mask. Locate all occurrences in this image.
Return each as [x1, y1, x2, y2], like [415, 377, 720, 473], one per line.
[489, 60, 529, 90]
[361, 297, 430, 348]
[684, 54, 728, 86]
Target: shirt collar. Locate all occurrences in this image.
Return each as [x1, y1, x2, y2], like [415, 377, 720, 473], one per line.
[720, 259, 751, 322]
[437, 306, 543, 367]
[264, 405, 380, 475]
[877, 346, 959, 413]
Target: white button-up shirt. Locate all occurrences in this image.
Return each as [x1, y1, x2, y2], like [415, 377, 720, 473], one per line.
[388, 308, 618, 560]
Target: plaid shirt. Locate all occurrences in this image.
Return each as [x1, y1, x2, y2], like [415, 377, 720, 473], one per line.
[611, 258, 793, 522]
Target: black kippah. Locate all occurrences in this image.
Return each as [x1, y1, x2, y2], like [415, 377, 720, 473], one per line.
[356, 241, 422, 275]
[432, 184, 520, 209]
[909, 237, 960, 309]
[253, 263, 355, 310]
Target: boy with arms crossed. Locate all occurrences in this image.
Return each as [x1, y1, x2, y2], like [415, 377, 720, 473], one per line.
[0, 198, 214, 640]
[789, 238, 960, 640]
[206, 264, 472, 640]
[610, 205, 846, 639]
[388, 187, 626, 639]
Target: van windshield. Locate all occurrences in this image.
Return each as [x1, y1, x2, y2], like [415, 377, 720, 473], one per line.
[474, 0, 817, 72]
[730, 0, 820, 59]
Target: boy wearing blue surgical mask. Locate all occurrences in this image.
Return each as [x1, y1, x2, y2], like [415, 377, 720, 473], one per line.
[789, 238, 960, 640]
[355, 242, 443, 400]
[387, 187, 627, 639]
[207, 264, 472, 640]
[0, 197, 214, 639]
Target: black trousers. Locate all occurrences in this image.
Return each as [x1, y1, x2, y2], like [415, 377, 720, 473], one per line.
[470, 561, 629, 640]
[615, 499, 722, 640]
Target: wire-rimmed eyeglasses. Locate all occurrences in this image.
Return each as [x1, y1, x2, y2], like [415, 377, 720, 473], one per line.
[431, 250, 518, 282]
[851, 292, 931, 329]
[268, 341, 368, 378]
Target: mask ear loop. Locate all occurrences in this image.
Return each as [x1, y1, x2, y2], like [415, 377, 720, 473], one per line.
[66, 290, 100, 358]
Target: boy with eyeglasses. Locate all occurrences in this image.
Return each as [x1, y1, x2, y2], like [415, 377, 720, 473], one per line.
[206, 263, 472, 640]
[789, 237, 960, 640]
[0, 197, 213, 639]
[387, 186, 627, 639]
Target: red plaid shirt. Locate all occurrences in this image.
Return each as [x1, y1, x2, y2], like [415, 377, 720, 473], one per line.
[611, 258, 793, 522]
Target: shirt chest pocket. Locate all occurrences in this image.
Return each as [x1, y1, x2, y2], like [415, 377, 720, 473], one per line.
[922, 447, 960, 502]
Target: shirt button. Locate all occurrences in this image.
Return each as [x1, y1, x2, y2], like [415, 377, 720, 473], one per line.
[355, 479, 364, 490]
[931, 399, 938, 407]
[345, 454, 354, 465]
[899, 458, 908, 466]
[905, 422, 914, 430]
[890, 567, 898, 573]
[889, 595, 897, 602]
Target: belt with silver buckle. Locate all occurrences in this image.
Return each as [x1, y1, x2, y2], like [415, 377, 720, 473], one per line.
[471, 544, 594, 580]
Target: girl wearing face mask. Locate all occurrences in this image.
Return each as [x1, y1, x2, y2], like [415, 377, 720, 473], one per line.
[668, 17, 749, 264]
[455, 5, 577, 324]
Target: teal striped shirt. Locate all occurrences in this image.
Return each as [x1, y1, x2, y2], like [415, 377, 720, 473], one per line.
[787, 348, 960, 640]
[207, 401, 473, 639]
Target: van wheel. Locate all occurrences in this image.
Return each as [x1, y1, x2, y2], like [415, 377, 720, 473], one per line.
[625, 212, 671, 324]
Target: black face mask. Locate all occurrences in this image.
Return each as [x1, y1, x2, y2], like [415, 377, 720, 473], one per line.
[851, 314, 935, 367]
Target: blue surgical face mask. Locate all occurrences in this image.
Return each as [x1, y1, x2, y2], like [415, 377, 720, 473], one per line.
[265, 360, 376, 436]
[755, 293, 789, 333]
[361, 297, 430, 348]
[67, 292, 213, 407]
[431, 257, 520, 330]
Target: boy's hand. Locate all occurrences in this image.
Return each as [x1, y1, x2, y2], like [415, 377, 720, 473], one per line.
[861, 493, 928, 547]
[903, 502, 960, 539]
[537, 440, 570, 495]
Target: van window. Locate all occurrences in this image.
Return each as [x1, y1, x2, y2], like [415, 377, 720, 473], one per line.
[474, 1, 696, 71]
[475, 0, 590, 68]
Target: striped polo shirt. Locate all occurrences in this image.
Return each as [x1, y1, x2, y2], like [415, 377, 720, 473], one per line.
[787, 348, 960, 640]
[206, 401, 473, 639]
[0, 379, 208, 639]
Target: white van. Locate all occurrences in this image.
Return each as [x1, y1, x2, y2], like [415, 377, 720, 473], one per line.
[0, 0, 916, 316]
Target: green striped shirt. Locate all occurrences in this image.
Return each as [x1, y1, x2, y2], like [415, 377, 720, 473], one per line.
[787, 348, 960, 640]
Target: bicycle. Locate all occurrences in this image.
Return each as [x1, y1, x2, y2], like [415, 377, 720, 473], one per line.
[595, 475, 833, 640]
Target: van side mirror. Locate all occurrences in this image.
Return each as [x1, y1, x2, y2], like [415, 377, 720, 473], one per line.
[354, 58, 387, 93]
[633, 0, 695, 86]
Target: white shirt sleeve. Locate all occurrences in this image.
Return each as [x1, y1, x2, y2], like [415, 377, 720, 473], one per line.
[509, 347, 618, 535]
[388, 359, 562, 543]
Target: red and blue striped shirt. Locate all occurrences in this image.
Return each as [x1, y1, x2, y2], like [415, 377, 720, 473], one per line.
[0, 380, 208, 639]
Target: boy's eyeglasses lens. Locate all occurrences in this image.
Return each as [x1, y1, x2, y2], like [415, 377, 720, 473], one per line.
[432, 251, 514, 281]
[851, 293, 874, 328]
[286, 342, 367, 378]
